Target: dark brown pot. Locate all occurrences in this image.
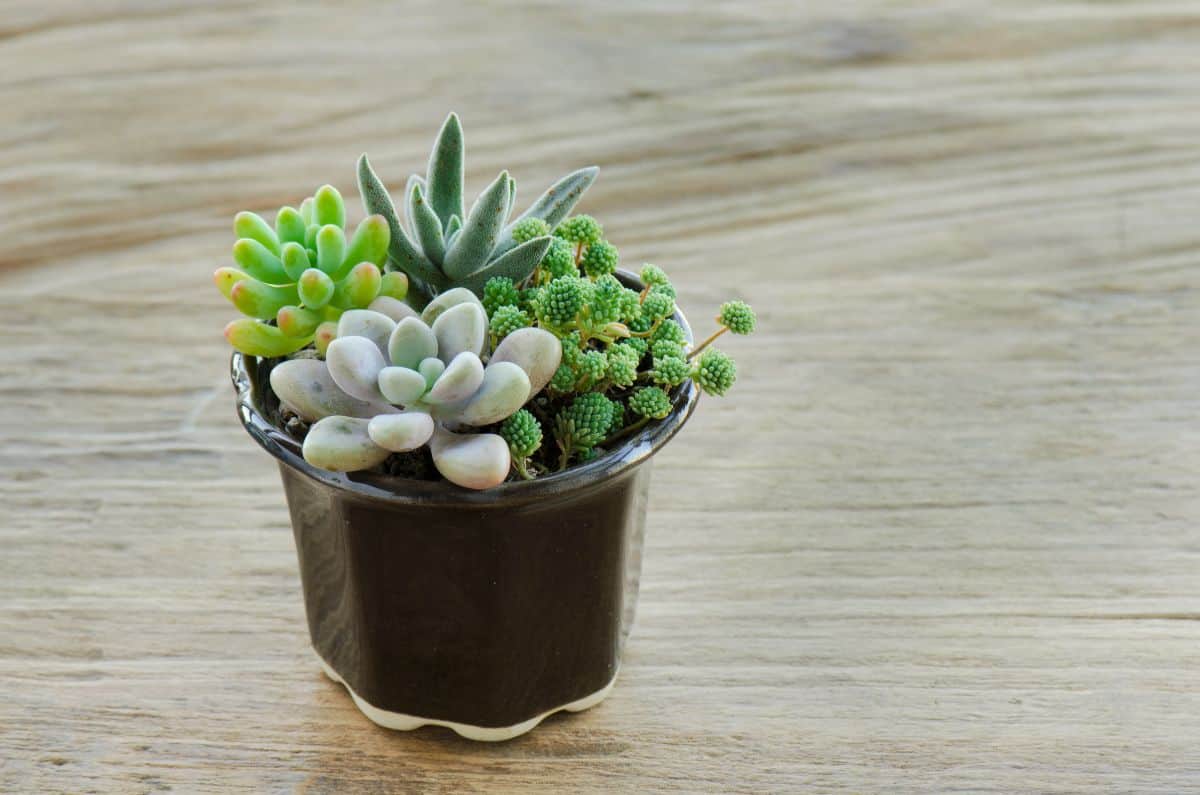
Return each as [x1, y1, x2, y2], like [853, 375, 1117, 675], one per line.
[230, 301, 698, 741]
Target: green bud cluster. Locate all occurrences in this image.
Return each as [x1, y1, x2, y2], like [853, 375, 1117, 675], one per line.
[536, 276, 587, 326]
[580, 240, 619, 278]
[719, 300, 757, 335]
[629, 387, 672, 420]
[490, 305, 530, 340]
[555, 392, 618, 456]
[695, 348, 736, 396]
[482, 276, 521, 315]
[554, 214, 603, 246]
[539, 238, 578, 282]
[511, 217, 551, 245]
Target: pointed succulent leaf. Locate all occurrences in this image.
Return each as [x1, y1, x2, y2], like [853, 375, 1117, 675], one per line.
[327, 336, 388, 402]
[342, 215, 391, 270]
[428, 426, 511, 490]
[280, 242, 312, 281]
[269, 359, 395, 421]
[367, 412, 435, 453]
[431, 301, 487, 363]
[224, 319, 311, 357]
[425, 351, 485, 405]
[367, 296, 419, 324]
[379, 271, 409, 301]
[315, 225, 347, 276]
[489, 327, 563, 398]
[409, 184, 446, 265]
[420, 286, 484, 325]
[388, 316, 439, 370]
[232, 238, 289, 284]
[235, 211, 280, 255]
[452, 361, 530, 426]
[418, 356, 445, 388]
[303, 416, 390, 472]
[357, 154, 444, 292]
[444, 214, 462, 241]
[276, 306, 322, 337]
[229, 278, 300, 320]
[505, 176, 516, 223]
[313, 184, 345, 228]
[425, 112, 464, 227]
[457, 236, 552, 294]
[276, 206, 307, 245]
[378, 366, 429, 406]
[493, 166, 598, 258]
[298, 267, 335, 309]
[441, 170, 510, 280]
[331, 262, 382, 309]
[403, 174, 426, 231]
[336, 309, 396, 356]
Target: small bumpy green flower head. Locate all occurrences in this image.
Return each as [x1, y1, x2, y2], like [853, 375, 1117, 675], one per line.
[641, 286, 675, 322]
[627, 313, 653, 334]
[719, 300, 756, 335]
[519, 286, 542, 313]
[589, 274, 625, 325]
[652, 318, 687, 345]
[581, 240, 619, 278]
[511, 217, 551, 245]
[629, 387, 672, 420]
[695, 348, 737, 396]
[640, 264, 670, 287]
[651, 355, 690, 387]
[499, 409, 542, 458]
[540, 238, 577, 281]
[652, 339, 685, 360]
[577, 350, 607, 386]
[482, 276, 521, 315]
[537, 276, 586, 326]
[620, 337, 649, 357]
[619, 288, 642, 323]
[550, 363, 576, 392]
[606, 344, 640, 387]
[559, 392, 617, 448]
[649, 280, 677, 299]
[555, 214, 603, 246]
[490, 305, 530, 340]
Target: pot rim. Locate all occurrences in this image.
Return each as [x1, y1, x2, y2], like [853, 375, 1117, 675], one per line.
[231, 270, 700, 508]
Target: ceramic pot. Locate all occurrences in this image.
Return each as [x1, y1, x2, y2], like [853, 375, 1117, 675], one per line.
[230, 299, 698, 741]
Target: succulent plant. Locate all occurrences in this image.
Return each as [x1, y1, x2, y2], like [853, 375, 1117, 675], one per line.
[267, 288, 561, 489]
[357, 114, 599, 304]
[216, 185, 406, 357]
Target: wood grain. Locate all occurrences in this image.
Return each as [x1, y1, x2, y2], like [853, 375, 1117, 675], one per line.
[3, 1, 1200, 791]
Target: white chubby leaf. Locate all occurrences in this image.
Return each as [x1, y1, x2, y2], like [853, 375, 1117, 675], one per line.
[431, 301, 486, 363]
[269, 359, 397, 421]
[425, 351, 485, 405]
[336, 309, 396, 357]
[303, 416, 391, 472]
[326, 336, 388, 402]
[367, 296, 419, 324]
[378, 366, 428, 406]
[429, 426, 511, 490]
[367, 412, 435, 452]
[489, 327, 563, 398]
[388, 316, 438, 370]
[452, 362, 530, 426]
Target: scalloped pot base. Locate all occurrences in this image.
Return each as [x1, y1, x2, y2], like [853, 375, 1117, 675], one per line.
[318, 655, 618, 741]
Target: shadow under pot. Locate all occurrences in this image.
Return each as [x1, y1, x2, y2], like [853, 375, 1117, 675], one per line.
[230, 310, 698, 741]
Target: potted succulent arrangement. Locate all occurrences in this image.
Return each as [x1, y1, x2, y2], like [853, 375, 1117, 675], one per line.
[218, 114, 755, 740]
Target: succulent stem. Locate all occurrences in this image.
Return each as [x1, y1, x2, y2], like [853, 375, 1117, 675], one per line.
[687, 325, 729, 360]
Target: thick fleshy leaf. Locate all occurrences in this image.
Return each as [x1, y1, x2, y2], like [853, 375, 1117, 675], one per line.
[379, 270, 409, 301]
[378, 366, 428, 406]
[297, 267, 335, 309]
[452, 361, 530, 426]
[224, 319, 311, 357]
[403, 173, 426, 231]
[326, 336, 387, 402]
[489, 327, 563, 398]
[280, 242, 312, 281]
[336, 309, 396, 356]
[276, 306, 322, 337]
[425, 351, 484, 405]
[425, 112, 464, 228]
[303, 416, 390, 472]
[314, 321, 338, 356]
[213, 267, 248, 300]
[420, 286, 484, 325]
[367, 296, 419, 324]
[409, 184, 445, 265]
[441, 170, 509, 280]
[357, 154, 445, 292]
[429, 427, 511, 490]
[229, 278, 299, 320]
[342, 214, 391, 270]
[315, 225, 346, 276]
[457, 236, 552, 294]
[331, 263, 382, 309]
[431, 301, 486, 363]
[418, 356, 445, 387]
[388, 316, 438, 370]
[232, 238, 288, 284]
[367, 412, 435, 453]
[276, 206, 307, 245]
[234, 211, 280, 255]
[492, 166, 598, 258]
[313, 184, 345, 228]
[269, 359, 397, 421]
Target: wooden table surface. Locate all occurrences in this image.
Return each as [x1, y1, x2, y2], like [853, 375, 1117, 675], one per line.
[3, 1, 1199, 792]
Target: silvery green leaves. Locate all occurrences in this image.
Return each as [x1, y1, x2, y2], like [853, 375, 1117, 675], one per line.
[270, 290, 562, 489]
[217, 185, 403, 357]
[357, 113, 597, 304]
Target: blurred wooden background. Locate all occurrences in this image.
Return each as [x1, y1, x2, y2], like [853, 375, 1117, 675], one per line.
[3, 1, 1200, 792]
